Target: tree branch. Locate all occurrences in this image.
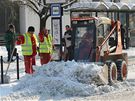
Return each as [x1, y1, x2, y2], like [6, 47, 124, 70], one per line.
[34, 0, 48, 8]
[62, 0, 77, 8]
[20, 3, 40, 15]
[28, 5, 40, 15]
[43, 0, 46, 5]
[27, 0, 39, 11]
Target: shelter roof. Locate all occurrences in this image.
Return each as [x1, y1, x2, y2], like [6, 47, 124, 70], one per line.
[67, 1, 135, 12]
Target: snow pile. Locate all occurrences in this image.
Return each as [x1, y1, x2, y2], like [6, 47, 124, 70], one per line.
[0, 46, 7, 56]
[1, 61, 134, 100]
[13, 61, 103, 97]
[123, 47, 135, 57]
[0, 46, 23, 62]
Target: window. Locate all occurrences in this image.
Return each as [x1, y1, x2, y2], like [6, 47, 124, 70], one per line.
[129, 13, 135, 47]
[73, 23, 96, 62]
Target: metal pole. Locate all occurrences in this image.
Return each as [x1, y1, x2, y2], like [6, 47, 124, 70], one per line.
[16, 53, 19, 80]
[126, 13, 129, 49]
[95, 12, 98, 17]
[60, 12, 62, 60]
[1, 56, 4, 84]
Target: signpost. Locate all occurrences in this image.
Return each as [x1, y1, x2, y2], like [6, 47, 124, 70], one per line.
[51, 4, 62, 17]
[50, 1, 65, 60]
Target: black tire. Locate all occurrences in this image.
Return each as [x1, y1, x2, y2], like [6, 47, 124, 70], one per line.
[106, 61, 117, 85]
[116, 59, 128, 81]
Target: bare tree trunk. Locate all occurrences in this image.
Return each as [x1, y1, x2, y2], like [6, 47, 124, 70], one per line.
[40, 15, 50, 31]
[40, 18, 46, 31]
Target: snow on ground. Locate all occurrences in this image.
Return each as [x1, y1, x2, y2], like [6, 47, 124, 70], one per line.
[123, 47, 135, 57]
[0, 46, 135, 101]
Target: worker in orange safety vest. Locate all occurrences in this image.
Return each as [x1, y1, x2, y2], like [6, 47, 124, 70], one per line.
[38, 28, 53, 65]
[16, 26, 38, 74]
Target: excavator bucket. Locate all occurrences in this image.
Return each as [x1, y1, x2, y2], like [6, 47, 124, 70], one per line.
[98, 64, 108, 84]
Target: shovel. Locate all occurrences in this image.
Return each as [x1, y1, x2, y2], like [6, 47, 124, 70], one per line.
[2, 47, 16, 83]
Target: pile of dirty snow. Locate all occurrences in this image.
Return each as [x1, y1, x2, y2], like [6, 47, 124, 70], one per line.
[1, 61, 134, 100]
[13, 61, 103, 96]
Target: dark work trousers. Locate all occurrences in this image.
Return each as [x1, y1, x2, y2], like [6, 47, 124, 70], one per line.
[6, 47, 14, 61]
[67, 46, 74, 61]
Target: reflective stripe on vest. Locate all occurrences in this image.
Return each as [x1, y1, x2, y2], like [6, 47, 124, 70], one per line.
[39, 34, 53, 53]
[48, 34, 53, 54]
[22, 33, 37, 55]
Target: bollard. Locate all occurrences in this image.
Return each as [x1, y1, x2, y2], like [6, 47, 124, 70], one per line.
[16, 53, 19, 80]
[1, 56, 4, 84]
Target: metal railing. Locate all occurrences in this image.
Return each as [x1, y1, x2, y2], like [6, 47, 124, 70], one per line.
[0, 53, 20, 84]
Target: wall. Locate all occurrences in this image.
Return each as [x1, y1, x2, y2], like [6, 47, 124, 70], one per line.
[19, 5, 26, 34]
[19, 5, 40, 35]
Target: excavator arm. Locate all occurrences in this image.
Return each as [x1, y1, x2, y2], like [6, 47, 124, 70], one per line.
[96, 20, 122, 62]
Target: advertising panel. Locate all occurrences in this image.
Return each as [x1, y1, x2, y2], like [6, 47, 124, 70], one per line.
[52, 19, 61, 44]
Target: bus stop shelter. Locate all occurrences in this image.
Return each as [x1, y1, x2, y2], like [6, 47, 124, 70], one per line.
[67, 1, 135, 48]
